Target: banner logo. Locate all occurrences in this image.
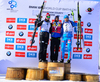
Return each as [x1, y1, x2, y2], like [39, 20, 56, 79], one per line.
[29, 18, 36, 23]
[6, 31, 15, 36]
[6, 51, 11, 56]
[86, 48, 90, 53]
[74, 34, 83, 39]
[86, 8, 94, 12]
[6, 18, 16, 23]
[19, 32, 24, 37]
[84, 41, 92, 46]
[5, 37, 14, 43]
[87, 22, 91, 27]
[16, 45, 25, 50]
[17, 18, 27, 23]
[73, 54, 82, 59]
[84, 35, 92, 40]
[17, 25, 27, 30]
[28, 32, 38, 37]
[27, 46, 37, 51]
[15, 52, 25, 57]
[5, 44, 14, 50]
[85, 28, 93, 34]
[8, 24, 13, 29]
[83, 54, 92, 59]
[27, 52, 37, 58]
[16, 38, 26, 44]
[8, 0, 17, 9]
[28, 25, 38, 30]
[73, 47, 82, 52]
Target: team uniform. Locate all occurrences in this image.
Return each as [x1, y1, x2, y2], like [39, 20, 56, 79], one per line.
[60, 15, 77, 63]
[49, 16, 63, 62]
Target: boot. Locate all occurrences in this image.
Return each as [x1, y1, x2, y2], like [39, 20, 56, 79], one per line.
[54, 60, 58, 62]
[42, 60, 48, 62]
[50, 60, 53, 62]
[59, 59, 64, 63]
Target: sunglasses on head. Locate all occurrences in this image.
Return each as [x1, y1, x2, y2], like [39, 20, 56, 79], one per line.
[46, 16, 50, 18]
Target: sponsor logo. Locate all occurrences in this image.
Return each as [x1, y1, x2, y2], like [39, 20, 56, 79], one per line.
[8, 0, 17, 9]
[75, 21, 83, 26]
[28, 25, 38, 30]
[73, 47, 82, 52]
[28, 32, 38, 37]
[6, 31, 15, 36]
[5, 44, 14, 50]
[15, 52, 25, 57]
[86, 8, 94, 12]
[84, 35, 92, 40]
[8, 24, 13, 29]
[29, 18, 36, 23]
[87, 22, 91, 27]
[85, 28, 93, 34]
[16, 38, 26, 44]
[16, 45, 25, 50]
[6, 51, 11, 56]
[19, 31, 24, 37]
[6, 18, 16, 23]
[74, 28, 83, 32]
[83, 54, 92, 59]
[65, 47, 68, 52]
[61, 54, 68, 59]
[5, 37, 14, 43]
[73, 54, 82, 59]
[84, 41, 92, 46]
[52, 20, 62, 23]
[27, 52, 37, 58]
[27, 46, 37, 51]
[17, 25, 27, 30]
[17, 18, 27, 23]
[46, 53, 49, 58]
[74, 34, 83, 39]
[86, 48, 90, 53]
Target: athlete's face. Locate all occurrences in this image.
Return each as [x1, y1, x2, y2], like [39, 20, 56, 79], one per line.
[55, 17, 59, 22]
[64, 18, 69, 22]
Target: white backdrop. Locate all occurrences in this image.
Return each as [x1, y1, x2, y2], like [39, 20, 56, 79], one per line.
[0, 0, 100, 74]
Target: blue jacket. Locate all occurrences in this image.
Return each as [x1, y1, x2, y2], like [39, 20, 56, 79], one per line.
[50, 22, 63, 38]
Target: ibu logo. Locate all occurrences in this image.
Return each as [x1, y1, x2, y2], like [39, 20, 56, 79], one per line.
[28, 25, 38, 30]
[8, 0, 17, 9]
[5, 37, 14, 43]
[17, 18, 27, 23]
[84, 35, 92, 40]
[73, 54, 82, 59]
[16, 45, 25, 50]
[27, 52, 37, 58]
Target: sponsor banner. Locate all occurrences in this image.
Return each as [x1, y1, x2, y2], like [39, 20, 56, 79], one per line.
[74, 34, 83, 39]
[16, 38, 26, 44]
[15, 52, 25, 57]
[16, 45, 25, 50]
[85, 28, 93, 34]
[27, 46, 37, 51]
[17, 25, 27, 30]
[5, 37, 14, 43]
[6, 31, 15, 36]
[73, 54, 82, 59]
[83, 54, 92, 59]
[28, 25, 38, 30]
[28, 32, 38, 37]
[6, 18, 16, 23]
[5, 44, 14, 50]
[17, 18, 27, 23]
[84, 41, 92, 46]
[29, 18, 36, 23]
[27, 52, 37, 58]
[74, 21, 84, 26]
[84, 35, 92, 40]
[73, 47, 82, 52]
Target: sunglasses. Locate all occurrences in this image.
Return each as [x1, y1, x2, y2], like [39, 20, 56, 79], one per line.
[46, 16, 50, 18]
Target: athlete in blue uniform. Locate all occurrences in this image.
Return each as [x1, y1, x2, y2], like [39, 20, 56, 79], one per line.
[60, 15, 77, 63]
